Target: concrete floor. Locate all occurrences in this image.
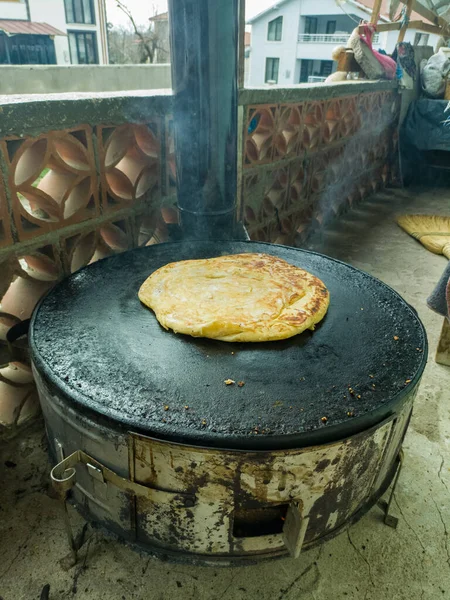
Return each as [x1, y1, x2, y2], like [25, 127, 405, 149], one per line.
[1, 186, 450, 600]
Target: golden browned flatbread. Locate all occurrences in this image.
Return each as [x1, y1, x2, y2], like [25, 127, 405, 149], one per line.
[138, 253, 329, 342]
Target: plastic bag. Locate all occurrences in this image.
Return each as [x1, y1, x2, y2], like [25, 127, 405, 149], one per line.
[420, 52, 450, 98]
[360, 24, 397, 80]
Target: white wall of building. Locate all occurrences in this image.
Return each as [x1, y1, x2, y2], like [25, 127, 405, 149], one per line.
[28, 0, 71, 65]
[297, 42, 343, 62]
[29, 0, 67, 31]
[299, 0, 362, 17]
[248, 0, 441, 87]
[249, 0, 361, 85]
[248, 1, 301, 87]
[385, 29, 439, 53]
[296, 46, 334, 62]
[298, 14, 355, 34]
[0, 0, 28, 20]
[53, 35, 71, 65]
[372, 28, 439, 53]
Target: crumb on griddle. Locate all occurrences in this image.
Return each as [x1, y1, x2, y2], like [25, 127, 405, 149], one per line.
[393, 336, 399, 341]
[405, 379, 412, 384]
[347, 411, 354, 417]
[164, 405, 169, 411]
[184, 405, 189, 410]
[321, 416, 328, 423]
[237, 381, 245, 387]
[224, 379, 235, 385]
[201, 419, 207, 426]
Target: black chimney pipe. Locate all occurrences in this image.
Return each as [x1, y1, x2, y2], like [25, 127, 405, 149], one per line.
[167, 0, 238, 240]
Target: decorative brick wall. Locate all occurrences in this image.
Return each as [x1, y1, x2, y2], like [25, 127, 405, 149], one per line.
[0, 82, 400, 437]
[239, 82, 400, 246]
[0, 92, 175, 435]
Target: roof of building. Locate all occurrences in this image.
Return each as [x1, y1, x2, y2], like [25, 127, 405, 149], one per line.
[356, 0, 430, 23]
[247, 0, 432, 25]
[247, 0, 291, 24]
[0, 20, 66, 36]
[149, 12, 168, 21]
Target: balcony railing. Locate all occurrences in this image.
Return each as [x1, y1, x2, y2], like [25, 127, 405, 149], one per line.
[308, 76, 327, 83]
[298, 33, 379, 44]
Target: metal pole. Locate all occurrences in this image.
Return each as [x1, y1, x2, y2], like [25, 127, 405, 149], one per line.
[167, 0, 238, 240]
[238, 0, 246, 89]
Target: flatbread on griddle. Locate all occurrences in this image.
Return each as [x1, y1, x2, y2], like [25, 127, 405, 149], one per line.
[138, 253, 330, 342]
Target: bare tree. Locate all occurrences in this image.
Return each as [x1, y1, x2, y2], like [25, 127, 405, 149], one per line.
[107, 24, 142, 64]
[115, 1, 163, 64]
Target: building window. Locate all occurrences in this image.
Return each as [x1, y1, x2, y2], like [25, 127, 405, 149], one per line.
[304, 17, 317, 34]
[414, 33, 429, 46]
[267, 16, 283, 41]
[68, 31, 98, 64]
[65, 0, 95, 25]
[299, 59, 313, 83]
[326, 21, 336, 34]
[320, 60, 333, 76]
[265, 57, 279, 83]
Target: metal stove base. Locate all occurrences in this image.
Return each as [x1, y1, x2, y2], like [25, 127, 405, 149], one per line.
[37, 369, 416, 566]
[55, 450, 403, 568]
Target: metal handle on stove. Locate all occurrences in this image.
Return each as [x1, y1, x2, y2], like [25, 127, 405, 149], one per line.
[51, 449, 196, 506]
[51, 449, 197, 566]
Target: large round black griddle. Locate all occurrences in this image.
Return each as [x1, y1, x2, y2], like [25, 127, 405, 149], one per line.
[30, 241, 427, 450]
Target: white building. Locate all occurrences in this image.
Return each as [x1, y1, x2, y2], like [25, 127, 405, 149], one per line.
[0, 0, 108, 65]
[247, 0, 438, 86]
